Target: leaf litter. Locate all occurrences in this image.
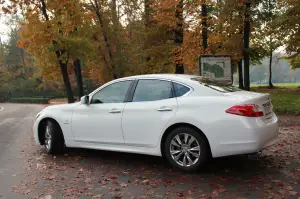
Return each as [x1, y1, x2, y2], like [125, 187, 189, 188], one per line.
[11, 123, 300, 198]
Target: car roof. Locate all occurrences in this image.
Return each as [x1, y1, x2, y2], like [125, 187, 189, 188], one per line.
[91, 74, 228, 97]
[117, 74, 199, 83]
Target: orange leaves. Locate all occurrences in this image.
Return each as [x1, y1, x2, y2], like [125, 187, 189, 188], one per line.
[2, 0, 266, 83]
[2, 7, 11, 14]
[173, 47, 183, 65]
[17, 40, 25, 49]
[87, 11, 97, 20]
[232, 55, 244, 61]
[1, 0, 19, 14]
[41, 66, 62, 82]
[239, 0, 250, 4]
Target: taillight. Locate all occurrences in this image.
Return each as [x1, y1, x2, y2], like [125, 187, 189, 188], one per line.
[226, 104, 264, 117]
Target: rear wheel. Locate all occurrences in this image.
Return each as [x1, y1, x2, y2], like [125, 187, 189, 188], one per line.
[44, 120, 65, 154]
[164, 127, 209, 172]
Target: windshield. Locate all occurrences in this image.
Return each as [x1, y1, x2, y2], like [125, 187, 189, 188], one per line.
[191, 77, 242, 93]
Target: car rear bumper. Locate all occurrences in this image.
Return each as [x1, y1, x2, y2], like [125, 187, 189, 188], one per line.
[213, 115, 279, 158]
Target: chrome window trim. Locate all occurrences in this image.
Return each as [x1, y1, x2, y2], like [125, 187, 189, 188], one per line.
[172, 80, 194, 97]
[88, 77, 194, 104]
[89, 79, 135, 104]
[131, 78, 174, 102]
[132, 77, 194, 98]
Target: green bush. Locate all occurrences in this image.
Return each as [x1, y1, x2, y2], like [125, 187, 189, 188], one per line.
[8, 97, 49, 104]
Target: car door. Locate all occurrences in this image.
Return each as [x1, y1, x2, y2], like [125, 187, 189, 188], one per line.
[71, 80, 133, 144]
[122, 79, 178, 147]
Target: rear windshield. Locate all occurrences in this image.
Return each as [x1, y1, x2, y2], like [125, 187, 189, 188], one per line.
[191, 77, 242, 93]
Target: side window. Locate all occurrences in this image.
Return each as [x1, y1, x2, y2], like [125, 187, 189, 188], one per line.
[91, 81, 132, 104]
[132, 80, 174, 102]
[174, 83, 190, 97]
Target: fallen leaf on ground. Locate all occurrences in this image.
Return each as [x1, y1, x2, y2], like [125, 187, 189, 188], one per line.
[290, 191, 297, 196]
[112, 192, 123, 198]
[142, 180, 150, 185]
[286, 185, 293, 191]
[84, 178, 92, 183]
[110, 175, 119, 179]
[41, 195, 52, 199]
[120, 183, 128, 187]
[92, 194, 103, 199]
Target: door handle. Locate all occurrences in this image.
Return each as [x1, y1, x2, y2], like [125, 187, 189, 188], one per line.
[109, 108, 122, 113]
[157, 106, 172, 112]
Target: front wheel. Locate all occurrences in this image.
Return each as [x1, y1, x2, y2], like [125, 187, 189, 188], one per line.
[44, 120, 65, 154]
[164, 127, 209, 172]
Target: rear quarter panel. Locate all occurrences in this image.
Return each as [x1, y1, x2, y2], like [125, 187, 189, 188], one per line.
[163, 96, 256, 157]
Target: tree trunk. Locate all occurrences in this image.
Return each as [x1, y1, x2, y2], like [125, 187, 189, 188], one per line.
[144, 0, 152, 65]
[74, 59, 84, 98]
[243, 2, 251, 91]
[268, 50, 274, 88]
[111, 0, 121, 78]
[175, 65, 184, 74]
[41, 0, 74, 103]
[202, 0, 208, 51]
[238, 60, 244, 89]
[174, 0, 184, 74]
[111, 0, 118, 28]
[20, 48, 25, 66]
[145, 0, 152, 28]
[58, 60, 74, 103]
[92, 0, 117, 79]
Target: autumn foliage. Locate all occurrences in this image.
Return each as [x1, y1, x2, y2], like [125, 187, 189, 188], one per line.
[1, 0, 300, 99]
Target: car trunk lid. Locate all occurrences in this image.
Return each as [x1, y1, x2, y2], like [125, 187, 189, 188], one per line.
[224, 91, 274, 123]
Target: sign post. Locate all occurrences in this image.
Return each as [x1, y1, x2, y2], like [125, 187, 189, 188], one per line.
[199, 55, 233, 84]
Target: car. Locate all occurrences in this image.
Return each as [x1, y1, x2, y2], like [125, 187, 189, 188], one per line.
[33, 74, 279, 172]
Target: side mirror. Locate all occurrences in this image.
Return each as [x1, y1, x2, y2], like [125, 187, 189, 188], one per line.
[80, 95, 89, 105]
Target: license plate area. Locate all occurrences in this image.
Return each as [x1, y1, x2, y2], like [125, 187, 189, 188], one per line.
[262, 101, 273, 121]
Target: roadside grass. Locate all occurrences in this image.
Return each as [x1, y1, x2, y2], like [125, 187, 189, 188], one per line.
[251, 87, 300, 116]
[251, 82, 300, 88]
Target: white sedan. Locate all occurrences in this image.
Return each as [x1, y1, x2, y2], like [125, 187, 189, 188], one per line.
[33, 74, 279, 171]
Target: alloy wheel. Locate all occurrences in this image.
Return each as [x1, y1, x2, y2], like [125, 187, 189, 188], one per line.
[45, 125, 52, 150]
[169, 133, 201, 167]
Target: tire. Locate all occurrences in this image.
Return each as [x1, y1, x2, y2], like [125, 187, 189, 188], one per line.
[164, 127, 209, 172]
[44, 120, 65, 154]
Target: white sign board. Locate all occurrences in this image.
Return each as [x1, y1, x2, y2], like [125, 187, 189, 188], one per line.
[199, 55, 232, 83]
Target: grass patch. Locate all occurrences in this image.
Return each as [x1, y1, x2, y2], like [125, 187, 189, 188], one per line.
[251, 82, 300, 88]
[252, 87, 300, 116]
[8, 97, 49, 104]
